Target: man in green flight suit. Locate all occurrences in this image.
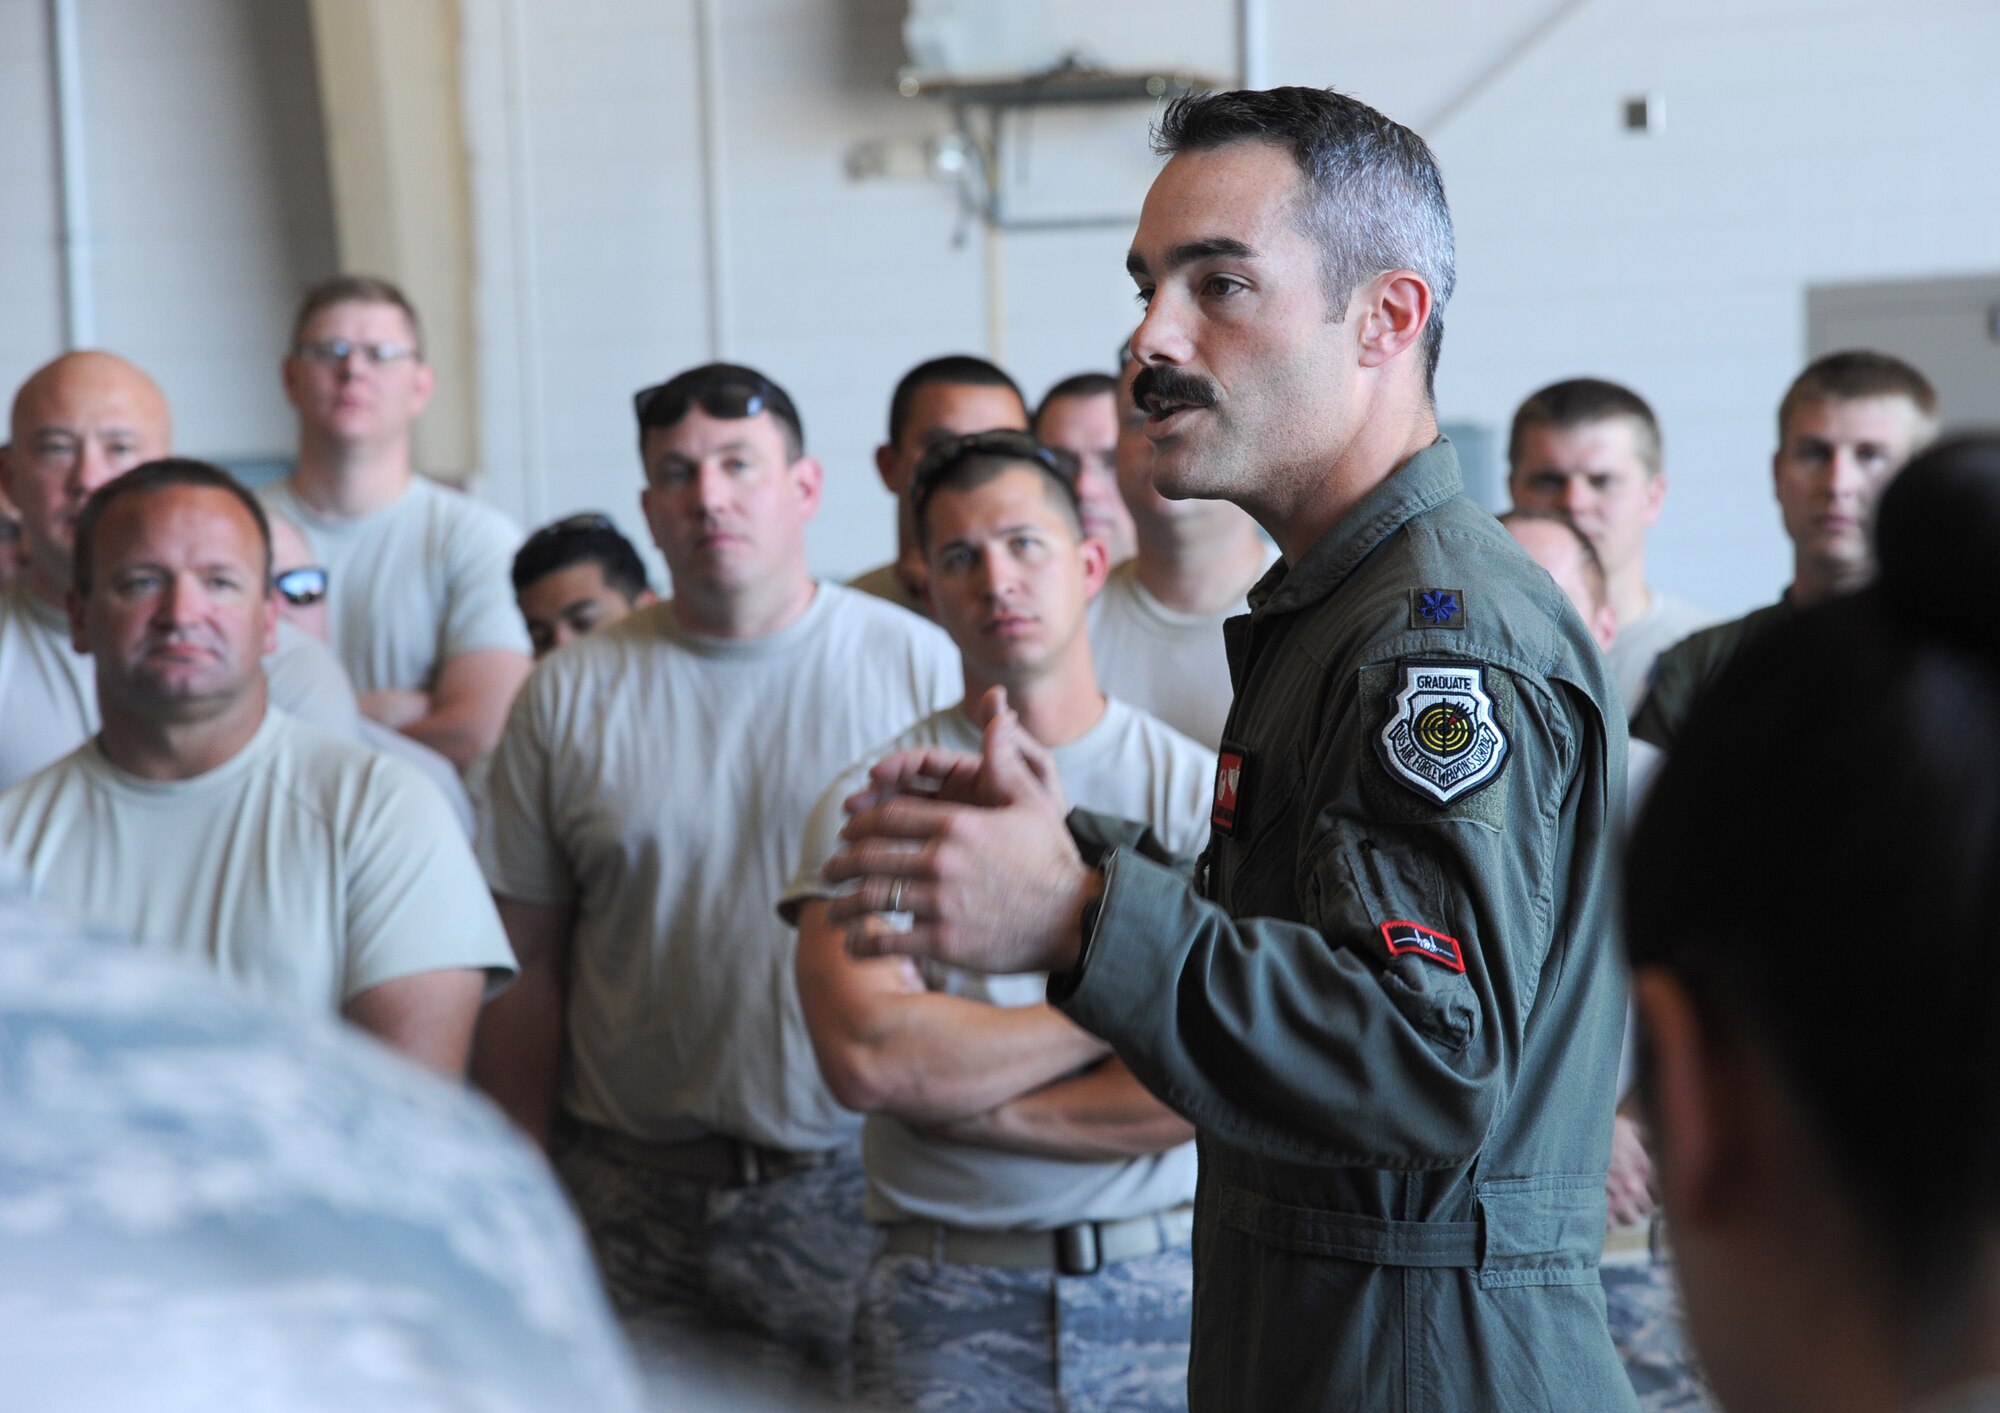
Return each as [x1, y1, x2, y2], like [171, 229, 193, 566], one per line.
[821, 87, 1635, 1411]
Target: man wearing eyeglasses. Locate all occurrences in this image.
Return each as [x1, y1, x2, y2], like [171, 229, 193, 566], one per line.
[474, 362, 958, 1386]
[0, 351, 365, 792]
[784, 430, 1212, 1409]
[263, 275, 532, 767]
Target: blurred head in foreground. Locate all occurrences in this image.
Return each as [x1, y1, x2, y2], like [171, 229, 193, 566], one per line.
[1625, 437, 2000, 1413]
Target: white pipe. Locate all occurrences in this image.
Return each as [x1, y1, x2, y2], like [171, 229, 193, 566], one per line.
[501, 0, 550, 525]
[49, 0, 96, 348]
[693, 0, 731, 360]
[1237, 0, 1268, 90]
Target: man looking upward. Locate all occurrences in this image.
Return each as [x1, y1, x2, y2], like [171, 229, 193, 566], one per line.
[264, 275, 532, 765]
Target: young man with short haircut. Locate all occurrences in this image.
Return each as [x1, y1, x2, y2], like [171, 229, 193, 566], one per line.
[1633, 351, 1938, 751]
[263, 275, 532, 765]
[1507, 378, 1713, 714]
[511, 513, 657, 659]
[851, 354, 1030, 618]
[1086, 351, 1275, 748]
[473, 363, 958, 1383]
[1034, 371, 1138, 564]
[786, 430, 1211, 1408]
[0, 460, 513, 1074]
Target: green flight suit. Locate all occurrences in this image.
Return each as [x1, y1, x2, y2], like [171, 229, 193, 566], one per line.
[1053, 440, 1635, 1412]
[1630, 597, 1796, 751]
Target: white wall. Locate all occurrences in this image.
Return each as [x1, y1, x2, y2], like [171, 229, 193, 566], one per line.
[7, 1, 1994, 617]
[463, 0, 2000, 613]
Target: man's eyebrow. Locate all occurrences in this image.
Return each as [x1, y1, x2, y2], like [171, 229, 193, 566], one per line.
[1127, 238, 1259, 281]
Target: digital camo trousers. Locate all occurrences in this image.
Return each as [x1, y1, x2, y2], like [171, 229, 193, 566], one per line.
[1605, 1259, 1719, 1413]
[854, 1245, 1193, 1412]
[556, 1135, 879, 1398]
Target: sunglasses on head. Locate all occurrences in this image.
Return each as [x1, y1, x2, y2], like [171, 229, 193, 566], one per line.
[274, 566, 328, 607]
[632, 372, 775, 429]
[911, 429, 1075, 489]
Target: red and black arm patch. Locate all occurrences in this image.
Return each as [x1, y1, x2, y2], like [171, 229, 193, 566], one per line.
[1379, 919, 1467, 974]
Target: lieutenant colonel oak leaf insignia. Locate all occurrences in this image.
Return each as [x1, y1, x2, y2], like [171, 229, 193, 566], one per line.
[1376, 660, 1509, 805]
[1409, 588, 1465, 630]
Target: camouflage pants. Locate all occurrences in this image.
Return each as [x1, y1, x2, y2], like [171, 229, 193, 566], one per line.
[1604, 1258, 1718, 1413]
[556, 1133, 878, 1401]
[855, 1245, 1193, 1412]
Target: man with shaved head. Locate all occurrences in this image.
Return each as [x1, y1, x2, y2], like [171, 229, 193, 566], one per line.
[0, 351, 364, 790]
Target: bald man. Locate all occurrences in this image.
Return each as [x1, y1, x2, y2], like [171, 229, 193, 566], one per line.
[0, 352, 359, 791]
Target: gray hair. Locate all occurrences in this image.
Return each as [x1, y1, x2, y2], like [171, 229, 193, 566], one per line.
[1153, 87, 1456, 396]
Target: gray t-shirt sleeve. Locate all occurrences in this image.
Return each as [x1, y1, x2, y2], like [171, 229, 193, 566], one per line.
[439, 501, 533, 661]
[343, 754, 518, 999]
[265, 623, 362, 737]
[477, 679, 575, 907]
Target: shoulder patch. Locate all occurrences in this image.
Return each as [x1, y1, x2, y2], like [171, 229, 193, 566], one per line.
[1376, 659, 1510, 804]
[1211, 740, 1249, 837]
[1381, 919, 1466, 973]
[1409, 588, 1465, 630]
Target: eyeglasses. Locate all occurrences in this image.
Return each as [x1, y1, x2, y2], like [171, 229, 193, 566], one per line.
[274, 566, 329, 607]
[294, 339, 418, 367]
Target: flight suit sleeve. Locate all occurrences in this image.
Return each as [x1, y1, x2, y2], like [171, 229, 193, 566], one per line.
[1053, 657, 1593, 1170]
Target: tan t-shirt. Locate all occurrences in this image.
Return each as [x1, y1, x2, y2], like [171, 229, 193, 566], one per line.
[261, 475, 530, 695]
[0, 708, 515, 1014]
[1608, 590, 1717, 719]
[0, 584, 371, 792]
[782, 698, 1214, 1229]
[479, 586, 959, 1152]
[1085, 549, 1277, 751]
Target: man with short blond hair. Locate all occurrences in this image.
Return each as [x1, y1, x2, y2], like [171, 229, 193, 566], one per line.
[262, 274, 531, 765]
[1633, 350, 1939, 751]
[0, 459, 513, 1074]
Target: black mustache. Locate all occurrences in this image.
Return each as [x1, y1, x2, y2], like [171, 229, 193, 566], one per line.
[1130, 366, 1218, 415]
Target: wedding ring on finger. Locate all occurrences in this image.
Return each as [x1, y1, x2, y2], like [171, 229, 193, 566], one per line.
[887, 878, 905, 914]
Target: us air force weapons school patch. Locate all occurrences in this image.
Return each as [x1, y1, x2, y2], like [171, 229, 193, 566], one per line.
[1377, 660, 1510, 805]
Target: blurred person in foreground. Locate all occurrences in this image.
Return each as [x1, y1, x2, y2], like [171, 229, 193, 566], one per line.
[0, 863, 641, 1413]
[1034, 371, 1138, 564]
[1625, 436, 2000, 1413]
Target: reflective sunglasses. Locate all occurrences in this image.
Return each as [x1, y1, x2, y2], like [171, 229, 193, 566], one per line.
[910, 429, 1076, 491]
[294, 338, 418, 367]
[632, 371, 775, 428]
[274, 566, 329, 607]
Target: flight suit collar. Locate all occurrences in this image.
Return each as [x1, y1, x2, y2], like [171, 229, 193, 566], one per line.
[1248, 437, 1463, 621]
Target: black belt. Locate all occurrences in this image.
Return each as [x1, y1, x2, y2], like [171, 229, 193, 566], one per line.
[573, 1121, 840, 1188]
[882, 1204, 1195, 1277]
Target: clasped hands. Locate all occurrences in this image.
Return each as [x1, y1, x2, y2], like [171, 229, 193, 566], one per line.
[822, 687, 1104, 977]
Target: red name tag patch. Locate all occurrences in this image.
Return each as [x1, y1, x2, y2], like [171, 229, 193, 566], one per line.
[1380, 920, 1466, 973]
[1212, 743, 1247, 836]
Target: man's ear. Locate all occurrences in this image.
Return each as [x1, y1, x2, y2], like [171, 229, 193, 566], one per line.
[874, 443, 900, 496]
[407, 361, 438, 418]
[1354, 270, 1433, 372]
[1592, 602, 1619, 652]
[791, 455, 825, 519]
[1078, 531, 1111, 602]
[261, 588, 280, 657]
[1644, 470, 1668, 529]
